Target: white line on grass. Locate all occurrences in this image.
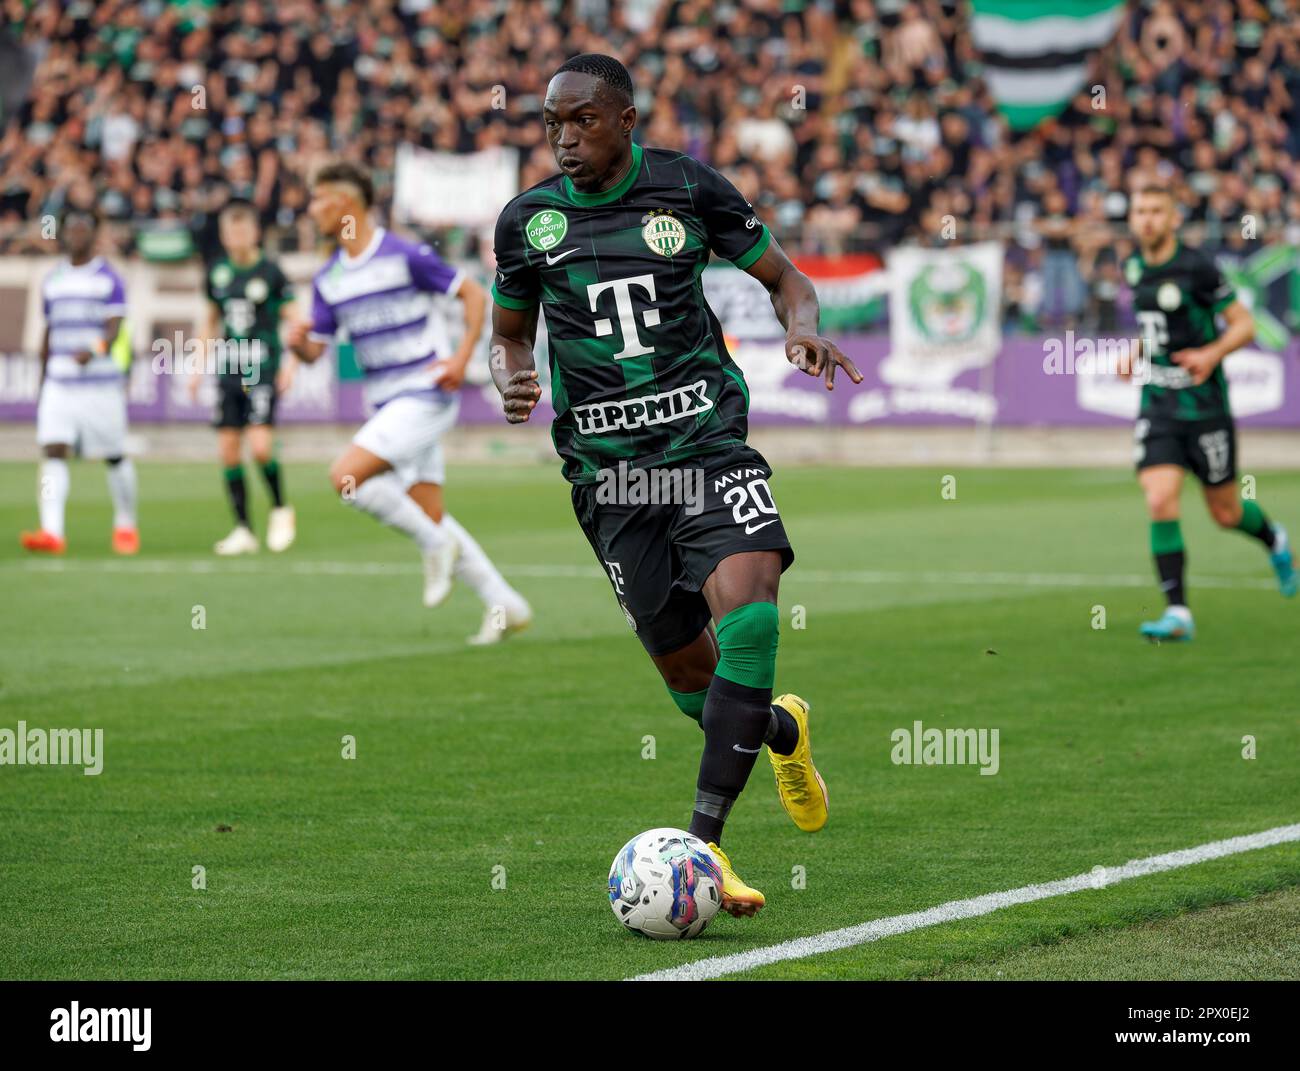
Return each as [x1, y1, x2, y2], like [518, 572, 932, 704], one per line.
[628, 822, 1300, 981]
[3, 559, 1275, 591]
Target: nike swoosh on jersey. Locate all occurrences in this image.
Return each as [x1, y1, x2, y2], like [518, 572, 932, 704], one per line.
[744, 519, 779, 535]
[544, 248, 578, 265]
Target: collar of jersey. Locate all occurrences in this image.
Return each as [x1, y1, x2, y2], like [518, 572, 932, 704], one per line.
[1137, 237, 1181, 271]
[340, 226, 385, 268]
[562, 142, 643, 207]
[64, 255, 104, 273]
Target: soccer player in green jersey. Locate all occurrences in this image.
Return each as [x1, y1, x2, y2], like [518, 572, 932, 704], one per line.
[490, 55, 862, 918]
[189, 199, 298, 555]
[1126, 184, 1295, 641]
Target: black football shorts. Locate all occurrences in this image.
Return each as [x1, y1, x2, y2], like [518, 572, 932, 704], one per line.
[571, 444, 795, 657]
[214, 378, 277, 429]
[1135, 415, 1236, 487]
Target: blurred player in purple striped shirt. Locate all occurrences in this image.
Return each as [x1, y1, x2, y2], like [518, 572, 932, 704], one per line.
[287, 162, 531, 645]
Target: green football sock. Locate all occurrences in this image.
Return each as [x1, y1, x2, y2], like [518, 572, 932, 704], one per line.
[667, 686, 708, 725]
[714, 602, 779, 689]
[1235, 499, 1276, 549]
[1150, 519, 1184, 556]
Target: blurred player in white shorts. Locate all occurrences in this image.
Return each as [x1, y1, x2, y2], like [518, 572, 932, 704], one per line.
[286, 161, 531, 645]
[22, 210, 139, 556]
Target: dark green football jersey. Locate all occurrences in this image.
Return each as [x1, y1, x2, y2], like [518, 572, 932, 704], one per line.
[205, 255, 292, 385]
[492, 142, 771, 484]
[1125, 241, 1236, 421]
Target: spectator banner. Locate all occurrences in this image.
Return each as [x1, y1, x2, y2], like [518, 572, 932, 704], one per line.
[796, 255, 887, 331]
[394, 145, 520, 229]
[701, 254, 885, 339]
[135, 222, 195, 262]
[882, 242, 1003, 418]
[972, 0, 1125, 130]
[1221, 244, 1299, 352]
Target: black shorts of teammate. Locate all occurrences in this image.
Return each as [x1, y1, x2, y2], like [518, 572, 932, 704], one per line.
[1135, 415, 1236, 487]
[214, 378, 277, 429]
[571, 444, 795, 657]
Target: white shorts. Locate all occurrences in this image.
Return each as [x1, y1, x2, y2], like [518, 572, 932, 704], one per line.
[353, 393, 460, 487]
[36, 379, 129, 458]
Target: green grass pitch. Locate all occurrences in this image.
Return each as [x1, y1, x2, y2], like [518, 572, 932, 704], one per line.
[0, 455, 1297, 980]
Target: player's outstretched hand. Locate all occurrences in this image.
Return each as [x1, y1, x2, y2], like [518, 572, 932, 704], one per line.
[785, 334, 863, 391]
[503, 369, 541, 423]
[1171, 346, 1220, 386]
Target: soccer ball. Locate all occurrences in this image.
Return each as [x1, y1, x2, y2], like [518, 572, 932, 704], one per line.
[608, 827, 725, 939]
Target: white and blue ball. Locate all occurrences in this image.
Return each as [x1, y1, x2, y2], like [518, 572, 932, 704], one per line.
[608, 827, 724, 939]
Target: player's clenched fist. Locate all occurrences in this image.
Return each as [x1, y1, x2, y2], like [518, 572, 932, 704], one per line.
[503, 369, 542, 423]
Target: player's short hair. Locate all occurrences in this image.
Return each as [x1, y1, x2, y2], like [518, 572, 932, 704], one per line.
[219, 197, 260, 224]
[312, 161, 375, 207]
[554, 53, 634, 109]
[1135, 183, 1174, 199]
[60, 207, 98, 231]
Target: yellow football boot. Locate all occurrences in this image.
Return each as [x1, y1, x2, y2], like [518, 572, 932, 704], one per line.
[767, 693, 829, 832]
[706, 841, 765, 918]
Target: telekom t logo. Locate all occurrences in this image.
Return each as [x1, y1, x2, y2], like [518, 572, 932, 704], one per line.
[586, 273, 660, 359]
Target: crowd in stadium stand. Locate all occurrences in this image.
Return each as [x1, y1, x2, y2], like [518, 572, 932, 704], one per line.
[3, 0, 1299, 331]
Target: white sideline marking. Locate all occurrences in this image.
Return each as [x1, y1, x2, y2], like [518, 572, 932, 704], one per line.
[3, 559, 1275, 591]
[628, 823, 1300, 981]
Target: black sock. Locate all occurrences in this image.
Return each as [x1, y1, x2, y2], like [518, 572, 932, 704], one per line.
[260, 459, 284, 508]
[224, 465, 249, 527]
[688, 675, 772, 847]
[1155, 549, 1185, 606]
[765, 703, 799, 755]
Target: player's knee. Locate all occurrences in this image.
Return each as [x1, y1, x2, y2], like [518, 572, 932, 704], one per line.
[665, 665, 717, 691]
[714, 601, 780, 690]
[1144, 490, 1178, 520]
[661, 663, 712, 695]
[1210, 500, 1242, 528]
[329, 460, 354, 496]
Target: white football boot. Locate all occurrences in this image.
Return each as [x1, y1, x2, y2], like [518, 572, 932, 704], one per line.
[214, 525, 259, 556]
[422, 538, 460, 607]
[467, 596, 533, 646]
[266, 505, 296, 553]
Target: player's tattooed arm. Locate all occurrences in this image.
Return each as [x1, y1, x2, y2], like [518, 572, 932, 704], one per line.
[1172, 300, 1254, 386]
[743, 240, 863, 391]
[490, 302, 542, 423]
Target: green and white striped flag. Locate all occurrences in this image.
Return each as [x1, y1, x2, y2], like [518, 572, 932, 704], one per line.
[971, 0, 1126, 131]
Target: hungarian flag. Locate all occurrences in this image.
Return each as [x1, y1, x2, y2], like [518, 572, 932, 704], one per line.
[971, 0, 1126, 131]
